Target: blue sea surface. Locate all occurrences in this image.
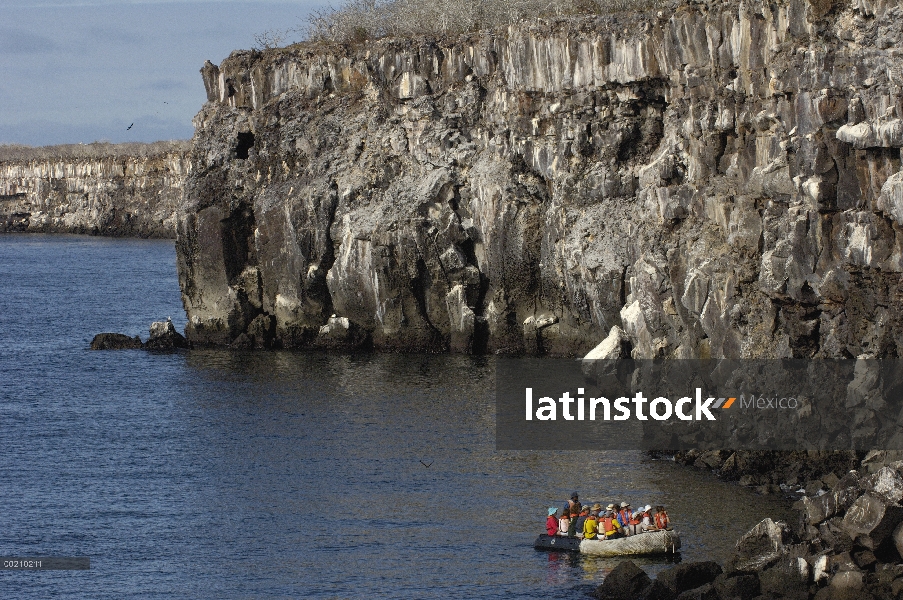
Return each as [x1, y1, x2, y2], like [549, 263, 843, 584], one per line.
[0, 234, 792, 598]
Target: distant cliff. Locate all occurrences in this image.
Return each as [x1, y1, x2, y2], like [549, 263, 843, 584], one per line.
[0, 141, 190, 238]
[177, 0, 903, 356]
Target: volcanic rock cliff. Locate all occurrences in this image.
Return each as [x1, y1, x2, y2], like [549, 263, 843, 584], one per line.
[0, 142, 190, 238]
[177, 0, 903, 355]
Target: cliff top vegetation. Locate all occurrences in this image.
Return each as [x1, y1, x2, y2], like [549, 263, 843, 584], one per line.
[0, 140, 191, 163]
[256, 0, 656, 48]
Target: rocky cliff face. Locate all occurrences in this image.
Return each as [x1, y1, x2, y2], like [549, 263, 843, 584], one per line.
[177, 0, 903, 355]
[0, 143, 190, 238]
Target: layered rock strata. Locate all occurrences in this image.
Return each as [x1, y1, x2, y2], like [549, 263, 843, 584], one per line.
[0, 142, 190, 238]
[178, 0, 903, 355]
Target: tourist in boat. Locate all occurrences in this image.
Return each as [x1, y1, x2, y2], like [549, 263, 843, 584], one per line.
[558, 508, 571, 536]
[583, 506, 600, 539]
[626, 506, 643, 535]
[564, 491, 581, 517]
[638, 505, 654, 532]
[567, 505, 582, 538]
[655, 505, 670, 529]
[600, 506, 623, 538]
[546, 507, 559, 536]
[616, 502, 633, 536]
[573, 505, 590, 538]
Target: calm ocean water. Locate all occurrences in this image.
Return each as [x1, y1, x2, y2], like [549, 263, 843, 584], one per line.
[0, 234, 792, 598]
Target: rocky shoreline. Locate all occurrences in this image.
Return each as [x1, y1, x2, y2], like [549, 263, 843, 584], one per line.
[596, 452, 903, 600]
[0, 141, 189, 238]
[665, 450, 864, 497]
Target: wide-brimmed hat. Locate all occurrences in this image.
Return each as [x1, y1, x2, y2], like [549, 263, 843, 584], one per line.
[620, 502, 630, 508]
[548, 507, 558, 516]
[592, 503, 602, 511]
[606, 503, 616, 510]
[643, 505, 652, 512]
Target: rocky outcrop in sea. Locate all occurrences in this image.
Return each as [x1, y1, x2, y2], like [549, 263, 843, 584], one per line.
[176, 0, 903, 356]
[0, 142, 190, 238]
[90, 319, 189, 350]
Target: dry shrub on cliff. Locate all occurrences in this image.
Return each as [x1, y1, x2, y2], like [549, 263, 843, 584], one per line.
[253, 28, 298, 50]
[307, 0, 654, 42]
[0, 140, 191, 163]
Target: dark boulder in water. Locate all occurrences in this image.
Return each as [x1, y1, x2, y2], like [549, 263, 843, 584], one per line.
[90, 333, 143, 350]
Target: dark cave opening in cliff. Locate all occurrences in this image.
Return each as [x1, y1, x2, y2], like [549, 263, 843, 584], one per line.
[235, 132, 255, 160]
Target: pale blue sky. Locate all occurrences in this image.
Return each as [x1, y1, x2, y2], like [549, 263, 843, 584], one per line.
[0, 1, 324, 146]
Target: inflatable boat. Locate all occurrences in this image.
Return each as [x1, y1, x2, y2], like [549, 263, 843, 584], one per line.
[533, 529, 681, 557]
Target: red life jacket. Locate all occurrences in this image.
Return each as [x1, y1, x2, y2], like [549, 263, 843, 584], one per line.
[655, 511, 669, 529]
[601, 517, 618, 534]
[629, 512, 642, 526]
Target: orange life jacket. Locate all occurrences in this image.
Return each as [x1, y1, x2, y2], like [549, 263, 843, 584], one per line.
[601, 517, 619, 535]
[629, 512, 642, 526]
[655, 511, 669, 529]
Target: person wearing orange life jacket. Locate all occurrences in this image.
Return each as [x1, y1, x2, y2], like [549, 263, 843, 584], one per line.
[637, 505, 654, 532]
[616, 502, 633, 536]
[654, 505, 670, 530]
[563, 491, 581, 518]
[600, 505, 623, 538]
[627, 506, 643, 535]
